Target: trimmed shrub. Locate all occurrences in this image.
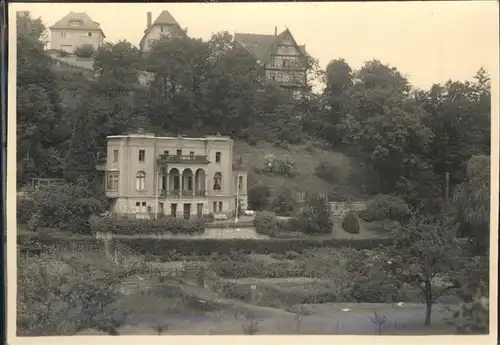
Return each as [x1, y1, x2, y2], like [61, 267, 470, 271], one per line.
[116, 237, 390, 255]
[342, 211, 360, 234]
[358, 194, 411, 222]
[89, 216, 205, 236]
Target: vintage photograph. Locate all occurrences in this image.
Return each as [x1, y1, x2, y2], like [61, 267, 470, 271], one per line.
[12, 1, 496, 337]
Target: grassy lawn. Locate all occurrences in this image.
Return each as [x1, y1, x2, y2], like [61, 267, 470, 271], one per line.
[108, 293, 457, 335]
[234, 141, 352, 195]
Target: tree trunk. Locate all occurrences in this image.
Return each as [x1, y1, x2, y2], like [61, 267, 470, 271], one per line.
[424, 279, 433, 326]
[424, 302, 432, 326]
[163, 76, 167, 102]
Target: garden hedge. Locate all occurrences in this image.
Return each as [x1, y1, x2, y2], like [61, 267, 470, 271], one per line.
[116, 237, 391, 255]
[89, 216, 206, 235]
[17, 233, 391, 255]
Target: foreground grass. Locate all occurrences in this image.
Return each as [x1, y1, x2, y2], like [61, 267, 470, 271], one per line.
[20, 249, 462, 336]
[93, 294, 457, 335]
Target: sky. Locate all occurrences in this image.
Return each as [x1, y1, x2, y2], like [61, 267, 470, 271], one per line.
[11, 1, 499, 91]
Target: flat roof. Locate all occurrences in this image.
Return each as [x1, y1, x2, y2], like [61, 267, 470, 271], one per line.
[107, 134, 233, 141]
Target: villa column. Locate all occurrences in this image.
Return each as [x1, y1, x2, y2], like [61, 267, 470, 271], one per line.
[165, 172, 169, 195]
[192, 174, 196, 197]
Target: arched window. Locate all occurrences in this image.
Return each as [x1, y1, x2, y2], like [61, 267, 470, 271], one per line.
[213, 172, 222, 191]
[136, 171, 146, 191]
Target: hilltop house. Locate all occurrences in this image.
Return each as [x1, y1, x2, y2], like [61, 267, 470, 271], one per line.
[139, 10, 185, 53]
[234, 28, 308, 99]
[49, 12, 105, 53]
[96, 131, 248, 220]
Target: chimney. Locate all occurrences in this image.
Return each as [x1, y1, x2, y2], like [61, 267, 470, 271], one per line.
[274, 26, 277, 36]
[147, 12, 152, 30]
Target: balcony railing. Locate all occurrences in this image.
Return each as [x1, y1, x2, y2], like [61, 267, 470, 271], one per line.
[96, 156, 107, 171]
[157, 154, 210, 165]
[158, 189, 207, 197]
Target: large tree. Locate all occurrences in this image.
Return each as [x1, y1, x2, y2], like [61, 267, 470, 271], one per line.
[320, 59, 353, 145]
[452, 155, 490, 253]
[63, 99, 98, 184]
[421, 69, 491, 187]
[386, 215, 465, 326]
[17, 13, 69, 184]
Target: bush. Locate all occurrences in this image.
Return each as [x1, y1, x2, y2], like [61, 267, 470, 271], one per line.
[211, 260, 308, 279]
[254, 211, 280, 236]
[30, 182, 106, 234]
[262, 154, 296, 178]
[287, 195, 333, 234]
[89, 217, 205, 236]
[446, 284, 489, 334]
[58, 50, 69, 57]
[248, 185, 271, 210]
[358, 194, 411, 222]
[271, 189, 298, 216]
[74, 45, 95, 58]
[254, 211, 302, 237]
[342, 211, 360, 234]
[17, 198, 35, 225]
[314, 161, 343, 184]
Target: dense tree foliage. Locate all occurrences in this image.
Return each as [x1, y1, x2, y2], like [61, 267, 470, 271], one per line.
[17, 13, 70, 184]
[18, 15, 490, 203]
[17, 17, 491, 331]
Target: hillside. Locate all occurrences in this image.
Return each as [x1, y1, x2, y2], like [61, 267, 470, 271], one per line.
[49, 61, 363, 201]
[234, 141, 354, 197]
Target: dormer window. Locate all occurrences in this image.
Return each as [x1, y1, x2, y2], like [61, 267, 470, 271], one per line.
[69, 20, 82, 27]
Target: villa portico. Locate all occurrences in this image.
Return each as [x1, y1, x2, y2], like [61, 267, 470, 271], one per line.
[159, 167, 207, 198]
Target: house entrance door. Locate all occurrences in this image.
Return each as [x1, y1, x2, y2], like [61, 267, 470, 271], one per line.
[183, 203, 191, 219]
[197, 203, 203, 219]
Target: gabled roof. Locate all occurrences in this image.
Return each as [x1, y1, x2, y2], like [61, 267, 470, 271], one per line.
[233, 33, 278, 62]
[49, 12, 106, 37]
[234, 28, 306, 65]
[152, 10, 180, 26]
[140, 10, 184, 50]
